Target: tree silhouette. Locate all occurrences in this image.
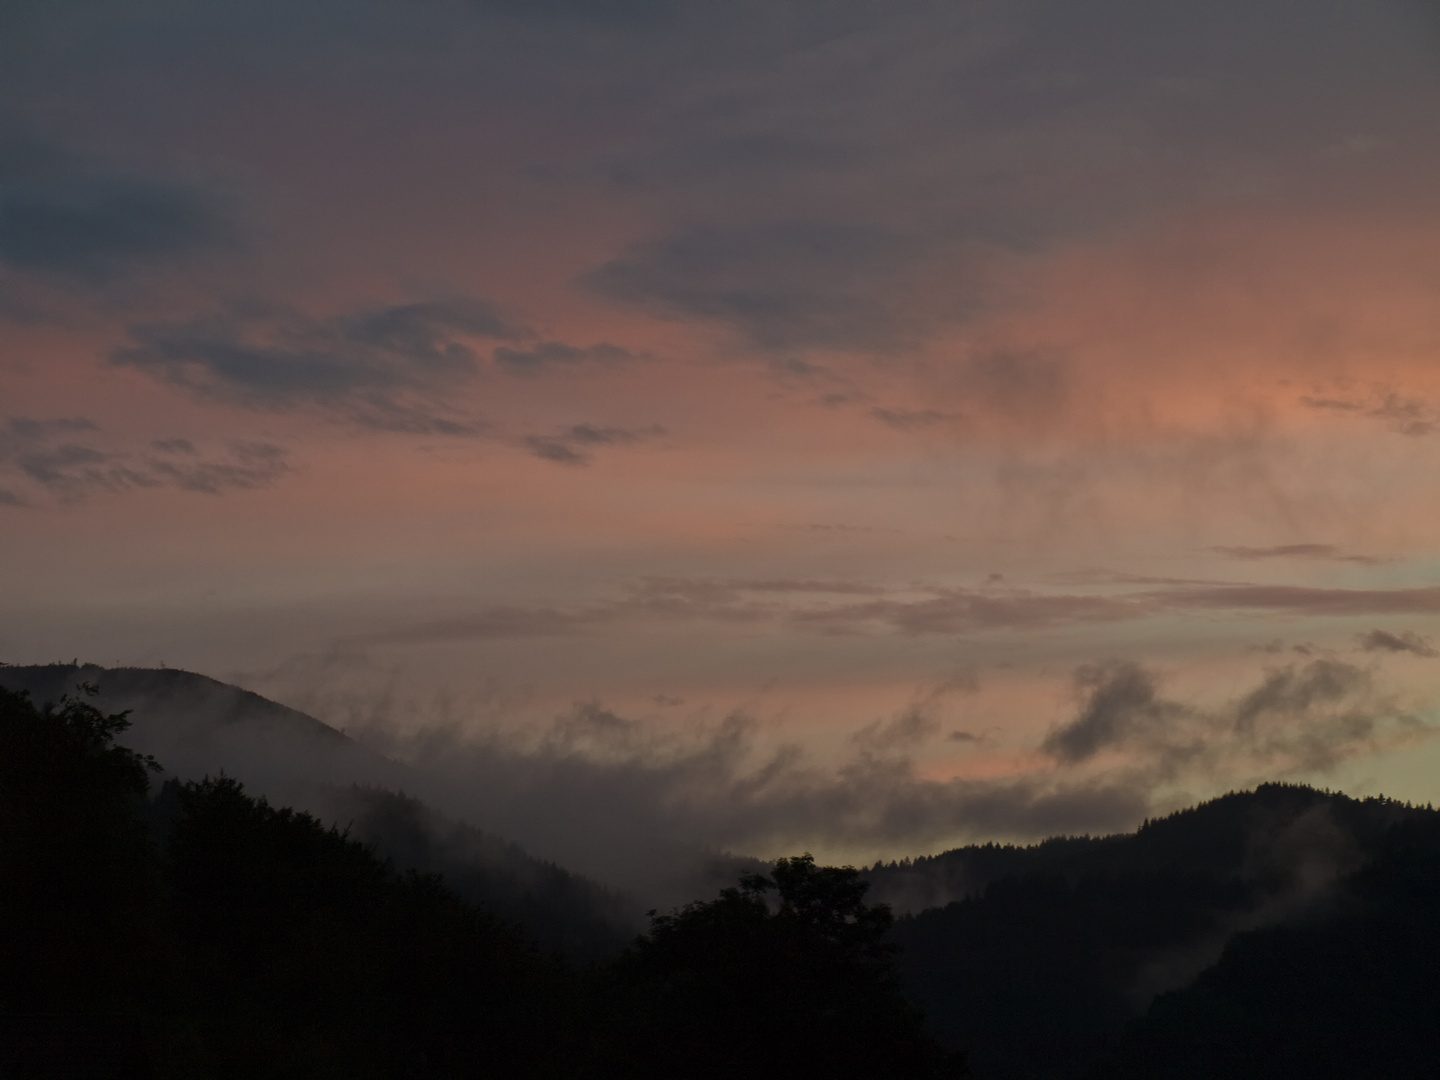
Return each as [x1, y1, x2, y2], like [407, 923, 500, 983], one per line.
[163, 774, 578, 1079]
[0, 686, 164, 1077]
[0, 686, 160, 1013]
[594, 854, 967, 1079]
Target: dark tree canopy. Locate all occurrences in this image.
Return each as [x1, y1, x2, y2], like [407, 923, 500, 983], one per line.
[0, 686, 578, 1079]
[1, 686, 960, 1079]
[597, 854, 968, 1080]
[162, 775, 576, 1079]
[1087, 812, 1440, 1080]
[12, 672, 1440, 1080]
[0, 686, 160, 1014]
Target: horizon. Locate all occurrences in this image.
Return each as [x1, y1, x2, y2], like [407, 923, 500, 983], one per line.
[4, 0, 1440, 864]
[2, 658, 1435, 883]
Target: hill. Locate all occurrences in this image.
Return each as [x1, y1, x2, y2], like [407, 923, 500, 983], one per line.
[0, 663, 403, 797]
[867, 782, 1419, 912]
[0, 663, 633, 956]
[881, 784, 1438, 1079]
[0, 685, 962, 1079]
[9, 663, 1440, 1077]
[1090, 806, 1440, 1078]
[317, 784, 634, 958]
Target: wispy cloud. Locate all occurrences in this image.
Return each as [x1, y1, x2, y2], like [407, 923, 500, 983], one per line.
[519, 424, 667, 465]
[356, 575, 1440, 647]
[1041, 661, 1190, 765]
[1144, 584, 1440, 617]
[357, 606, 610, 645]
[1040, 658, 1427, 778]
[340, 696, 1155, 895]
[315, 654, 1431, 902]
[0, 416, 288, 504]
[1356, 629, 1437, 658]
[112, 298, 520, 434]
[493, 341, 641, 376]
[111, 301, 669, 465]
[1300, 389, 1437, 438]
[870, 407, 962, 431]
[1210, 544, 1382, 565]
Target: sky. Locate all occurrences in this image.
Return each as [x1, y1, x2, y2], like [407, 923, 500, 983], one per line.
[4, 0, 1440, 866]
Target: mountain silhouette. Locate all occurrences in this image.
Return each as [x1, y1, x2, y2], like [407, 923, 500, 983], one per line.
[876, 784, 1438, 1079]
[0, 663, 633, 956]
[0, 663, 403, 796]
[7, 662, 1440, 1078]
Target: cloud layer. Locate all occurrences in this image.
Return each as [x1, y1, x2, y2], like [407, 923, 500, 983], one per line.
[0, 417, 288, 505]
[4, 0, 1440, 855]
[311, 654, 1431, 901]
[0, 123, 231, 284]
[112, 300, 518, 433]
[357, 577, 1440, 645]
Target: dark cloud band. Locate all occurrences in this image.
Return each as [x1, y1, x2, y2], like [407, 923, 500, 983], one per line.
[0, 416, 288, 504]
[111, 298, 520, 434]
[0, 124, 232, 284]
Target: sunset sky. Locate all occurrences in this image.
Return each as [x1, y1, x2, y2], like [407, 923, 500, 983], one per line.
[5, 0, 1440, 863]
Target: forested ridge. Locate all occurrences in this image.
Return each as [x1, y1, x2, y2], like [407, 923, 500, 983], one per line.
[883, 784, 1440, 1078]
[5, 678, 1440, 1079]
[0, 664, 641, 960]
[0, 685, 961, 1079]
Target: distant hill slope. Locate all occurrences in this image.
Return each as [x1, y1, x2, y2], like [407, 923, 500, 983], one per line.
[12, 662, 1439, 1073]
[1088, 808, 1440, 1080]
[0, 663, 404, 795]
[317, 784, 635, 958]
[867, 782, 1423, 912]
[0, 663, 635, 955]
[883, 784, 1439, 1080]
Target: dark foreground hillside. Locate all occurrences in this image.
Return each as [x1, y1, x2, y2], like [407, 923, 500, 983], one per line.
[0, 663, 635, 959]
[882, 785, 1440, 1080]
[7, 670, 1440, 1079]
[0, 664, 781, 937]
[0, 685, 962, 1079]
[0, 685, 574, 1078]
[1090, 808, 1440, 1079]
